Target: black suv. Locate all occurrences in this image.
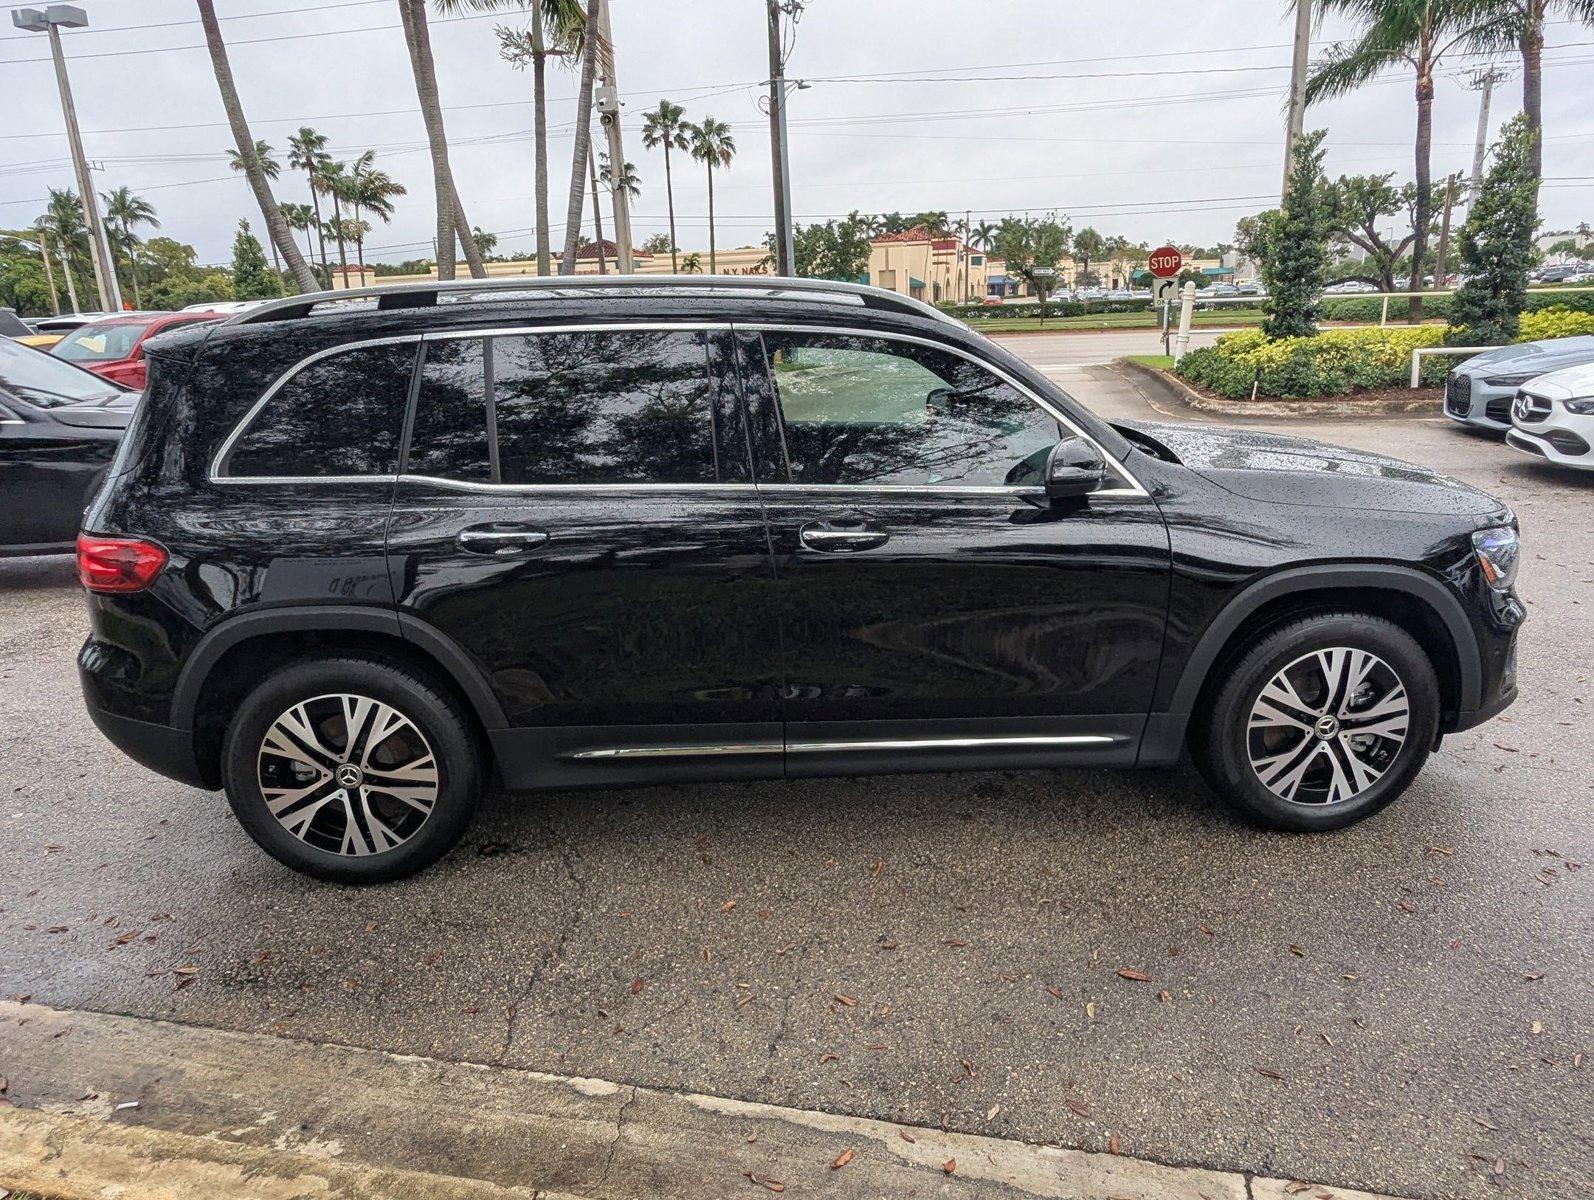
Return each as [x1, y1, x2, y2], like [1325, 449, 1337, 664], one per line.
[78, 278, 1524, 882]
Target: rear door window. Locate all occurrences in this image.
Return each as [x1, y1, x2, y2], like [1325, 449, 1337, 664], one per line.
[408, 329, 726, 486]
[216, 341, 418, 479]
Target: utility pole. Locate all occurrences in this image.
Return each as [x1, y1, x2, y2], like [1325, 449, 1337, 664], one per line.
[1465, 67, 1507, 207]
[14, 6, 122, 312]
[36, 227, 61, 315]
[765, 0, 799, 276]
[1281, 0, 1313, 200]
[595, 0, 633, 273]
[1434, 172, 1458, 285]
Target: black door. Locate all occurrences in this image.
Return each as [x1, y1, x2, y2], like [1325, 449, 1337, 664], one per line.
[0, 400, 116, 552]
[738, 327, 1171, 777]
[386, 325, 782, 788]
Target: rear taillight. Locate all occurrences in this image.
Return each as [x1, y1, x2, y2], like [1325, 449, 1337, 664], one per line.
[76, 534, 167, 592]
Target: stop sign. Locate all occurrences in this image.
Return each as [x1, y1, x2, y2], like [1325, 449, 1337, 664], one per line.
[1148, 246, 1183, 278]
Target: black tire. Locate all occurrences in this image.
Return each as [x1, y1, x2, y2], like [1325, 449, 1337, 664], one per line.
[222, 655, 483, 883]
[1191, 612, 1440, 832]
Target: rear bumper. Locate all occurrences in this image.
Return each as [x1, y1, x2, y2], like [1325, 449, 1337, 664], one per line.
[82, 696, 214, 791]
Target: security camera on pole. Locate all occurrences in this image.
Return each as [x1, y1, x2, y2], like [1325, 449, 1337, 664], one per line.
[12, 4, 122, 313]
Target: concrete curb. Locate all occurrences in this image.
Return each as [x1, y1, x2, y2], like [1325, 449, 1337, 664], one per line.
[0, 1001, 1411, 1200]
[1110, 357, 1442, 419]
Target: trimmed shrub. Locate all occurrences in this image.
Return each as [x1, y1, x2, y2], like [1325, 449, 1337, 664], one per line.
[1317, 286, 1594, 325]
[1176, 326, 1450, 398]
[1514, 305, 1594, 342]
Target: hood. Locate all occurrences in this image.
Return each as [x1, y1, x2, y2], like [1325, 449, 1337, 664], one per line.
[50, 398, 134, 430]
[1122, 420, 1509, 518]
[1520, 360, 1594, 400]
[1455, 336, 1594, 379]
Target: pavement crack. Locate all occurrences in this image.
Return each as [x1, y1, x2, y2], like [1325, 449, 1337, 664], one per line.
[759, 992, 795, 1086]
[496, 810, 592, 1066]
[595, 1084, 638, 1193]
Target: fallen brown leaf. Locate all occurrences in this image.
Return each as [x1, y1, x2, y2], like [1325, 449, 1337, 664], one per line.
[1108, 1133, 1120, 1155]
[1255, 1067, 1284, 1081]
[830, 1148, 854, 1170]
[631, 977, 644, 996]
[834, 993, 857, 1007]
[1066, 1099, 1090, 1118]
[943, 1158, 957, 1174]
[744, 1172, 784, 1193]
[1116, 968, 1151, 982]
[899, 1130, 916, 1143]
[721, 899, 737, 914]
[1046, 986, 1064, 1000]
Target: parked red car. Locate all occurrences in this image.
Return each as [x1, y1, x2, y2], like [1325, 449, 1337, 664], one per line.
[50, 311, 221, 390]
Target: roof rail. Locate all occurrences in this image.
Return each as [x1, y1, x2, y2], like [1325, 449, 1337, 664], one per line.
[222, 274, 962, 328]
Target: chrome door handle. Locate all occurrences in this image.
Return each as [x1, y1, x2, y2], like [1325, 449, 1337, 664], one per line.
[456, 526, 550, 556]
[799, 524, 890, 553]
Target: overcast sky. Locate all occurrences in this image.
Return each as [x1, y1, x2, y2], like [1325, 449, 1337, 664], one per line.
[2, 0, 1590, 267]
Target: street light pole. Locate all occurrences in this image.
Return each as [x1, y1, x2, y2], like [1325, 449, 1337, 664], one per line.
[1466, 67, 1506, 208]
[1281, 0, 1312, 200]
[595, 0, 633, 273]
[14, 6, 122, 312]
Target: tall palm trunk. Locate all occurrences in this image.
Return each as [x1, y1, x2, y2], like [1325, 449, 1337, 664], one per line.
[1520, 1, 1544, 185]
[452, 181, 487, 276]
[59, 243, 81, 313]
[663, 138, 678, 273]
[1409, 66, 1434, 323]
[196, 0, 316, 292]
[531, 3, 552, 277]
[120, 217, 143, 308]
[705, 159, 717, 274]
[559, 0, 601, 275]
[397, 0, 485, 280]
[330, 188, 349, 280]
[589, 147, 606, 274]
[306, 171, 329, 280]
[37, 231, 61, 315]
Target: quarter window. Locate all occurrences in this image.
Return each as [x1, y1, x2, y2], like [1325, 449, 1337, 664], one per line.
[759, 332, 1060, 488]
[219, 342, 417, 479]
[408, 330, 722, 486]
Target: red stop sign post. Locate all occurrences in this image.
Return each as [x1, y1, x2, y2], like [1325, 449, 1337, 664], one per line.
[1148, 246, 1184, 353]
[1148, 246, 1183, 278]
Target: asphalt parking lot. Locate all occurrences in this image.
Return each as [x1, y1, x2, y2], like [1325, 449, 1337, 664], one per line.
[0, 345, 1588, 1200]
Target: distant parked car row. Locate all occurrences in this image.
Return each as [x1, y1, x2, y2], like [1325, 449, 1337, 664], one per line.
[1445, 336, 1594, 472]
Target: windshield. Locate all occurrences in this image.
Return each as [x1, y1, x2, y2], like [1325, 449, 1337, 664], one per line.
[0, 337, 126, 408]
[53, 320, 150, 364]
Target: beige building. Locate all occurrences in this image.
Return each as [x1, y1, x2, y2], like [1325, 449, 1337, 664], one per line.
[867, 229, 987, 305]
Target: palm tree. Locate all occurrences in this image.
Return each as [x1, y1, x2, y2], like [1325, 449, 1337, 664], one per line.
[101, 186, 158, 309]
[1467, 1, 1594, 186]
[687, 116, 735, 274]
[558, 0, 603, 275]
[287, 126, 333, 279]
[330, 216, 375, 276]
[599, 152, 640, 203]
[196, 0, 315, 293]
[472, 226, 499, 259]
[317, 160, 351, 280]
[345, 151, 407, 272]
[587, 141, 608, 274]
[1072, 226, 1105, 287]
[1308, 0, 1492, 321]
[680, 250, 702, 274]
[457, 0, 585, 277]
[227, 140, 285, 275]
[396, 0, 485, 279]
[280, 201, 318, 263]
[41, 189, 87, 313]
[641, 99, 690, 272]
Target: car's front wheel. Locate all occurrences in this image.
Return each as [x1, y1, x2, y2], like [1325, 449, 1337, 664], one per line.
[221, 656, 483, 883]
[1193, 613, 1440, 831]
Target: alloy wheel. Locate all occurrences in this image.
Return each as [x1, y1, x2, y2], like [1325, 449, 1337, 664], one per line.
[256, 693, 439, 856]
[1246, 648, 1410, 806]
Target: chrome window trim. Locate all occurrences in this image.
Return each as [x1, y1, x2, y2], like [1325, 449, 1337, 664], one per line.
[419, 321, 733, 342]
[207, 333, 423, 483]
[399, 474, 758, 496]
[741, 322, 1148, 499]
[566, 732, 1119, 760]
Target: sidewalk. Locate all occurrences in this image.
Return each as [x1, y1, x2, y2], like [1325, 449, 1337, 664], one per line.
[0, 1000, 1407, 1200]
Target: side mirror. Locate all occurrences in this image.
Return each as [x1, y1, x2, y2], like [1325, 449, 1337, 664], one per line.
[1044, 436, 1106, 499]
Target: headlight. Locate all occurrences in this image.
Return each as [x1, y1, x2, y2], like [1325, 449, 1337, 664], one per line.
[1563, 397, 1594, 415]
[1483, 372, 1541, 387]
[1472, 527, 1520, 592]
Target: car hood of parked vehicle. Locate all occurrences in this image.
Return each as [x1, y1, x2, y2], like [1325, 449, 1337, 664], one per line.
[1517, 360, 1594, 400]
[1120, 420, 1508, 517]
[47, 394, 137, 430]
[1456, 335, 1594, 378]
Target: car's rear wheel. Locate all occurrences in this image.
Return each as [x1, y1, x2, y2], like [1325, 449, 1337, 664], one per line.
[222, 656, 483, 883]
[1192, 612, 1440, 831]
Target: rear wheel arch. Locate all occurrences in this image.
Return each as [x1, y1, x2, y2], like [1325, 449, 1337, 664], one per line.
[175, 607, 505, 787]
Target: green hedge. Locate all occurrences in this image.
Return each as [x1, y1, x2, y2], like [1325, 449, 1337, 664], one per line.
[1177, 327, 1453, 398]
[939, 298, 1156, 320]
[1318, 286, 1594, 324]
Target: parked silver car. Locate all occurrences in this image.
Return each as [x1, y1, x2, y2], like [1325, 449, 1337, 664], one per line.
[1443, 336, 1594, 431]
